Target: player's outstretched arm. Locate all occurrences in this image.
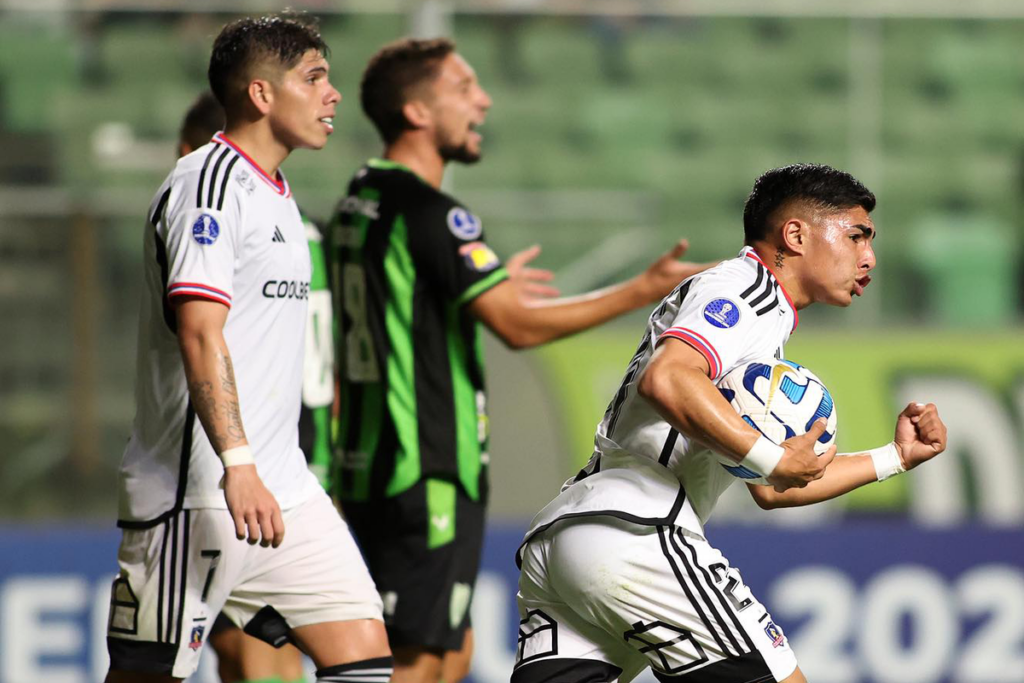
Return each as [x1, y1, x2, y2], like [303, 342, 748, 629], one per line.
[175, 297, 285, 548]
[637, 339, 832, 490]
[469, 239, 717, 349]
[748, 402, 948, 509]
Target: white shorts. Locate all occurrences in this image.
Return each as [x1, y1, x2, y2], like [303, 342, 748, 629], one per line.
[514, 517, 797, 683]
[106, 490, 383, 678]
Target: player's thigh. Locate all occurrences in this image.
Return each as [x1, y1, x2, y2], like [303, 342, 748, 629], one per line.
[515, 528, 648, 683]
[223, 491, 385, 663]
[344, 479, 482, 652]
[291, 618, 390, 670]
[106, 509, 244, 680]
[440, 628, 474, 683]
[525, 518, 798, 682]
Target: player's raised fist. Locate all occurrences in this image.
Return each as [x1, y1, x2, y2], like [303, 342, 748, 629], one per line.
[894, 402, 947, 470]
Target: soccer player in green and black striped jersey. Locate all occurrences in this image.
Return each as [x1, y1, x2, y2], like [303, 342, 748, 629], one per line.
[329, 38, 713, 683]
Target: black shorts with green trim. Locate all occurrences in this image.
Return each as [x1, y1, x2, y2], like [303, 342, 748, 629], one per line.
[342, 478, 485, 651]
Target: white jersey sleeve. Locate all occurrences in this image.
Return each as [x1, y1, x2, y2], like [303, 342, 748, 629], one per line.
[657, 273, 762, 382]
[162, 167, 245, 307]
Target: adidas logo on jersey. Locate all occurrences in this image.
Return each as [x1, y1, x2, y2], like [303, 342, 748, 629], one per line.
[271, 226, 286, 243]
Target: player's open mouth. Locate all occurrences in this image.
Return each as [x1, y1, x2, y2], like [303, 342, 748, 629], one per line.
[853, 274, 871, 296]
[319, 116, 334, 133]
[468, 121, 483, 140]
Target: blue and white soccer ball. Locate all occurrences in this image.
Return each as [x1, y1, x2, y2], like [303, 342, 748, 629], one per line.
[715, 359, 837, 485]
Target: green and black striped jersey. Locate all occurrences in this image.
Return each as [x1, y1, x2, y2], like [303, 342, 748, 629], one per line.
[328, 159, 508, 504]
[299, 212, 334, 489]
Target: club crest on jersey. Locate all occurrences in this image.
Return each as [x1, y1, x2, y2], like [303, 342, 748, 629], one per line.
[764, 621, 785, 648]
[703, 298, 740, 328]
[459, 241, 500, 272]
[192, 214, 220, 245]
[447, 207, 483, 240]
[188, 624, 205, 650]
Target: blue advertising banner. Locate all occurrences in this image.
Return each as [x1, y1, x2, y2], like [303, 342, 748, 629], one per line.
[0, 523, 1021, 683]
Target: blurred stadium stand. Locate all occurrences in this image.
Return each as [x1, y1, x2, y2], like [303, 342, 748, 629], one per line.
[0, 2, 1022, 519]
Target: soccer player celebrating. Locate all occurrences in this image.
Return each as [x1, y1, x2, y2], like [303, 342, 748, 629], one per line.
[105, 15, 391, 683]
[327, 38, 714, 683]
[513, 164, 948, 683]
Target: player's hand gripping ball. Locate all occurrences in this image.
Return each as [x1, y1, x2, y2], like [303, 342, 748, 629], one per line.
[716, 359, 837, 485]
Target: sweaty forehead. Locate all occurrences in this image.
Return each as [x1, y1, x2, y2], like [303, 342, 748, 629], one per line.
[827, 206, 875, 236]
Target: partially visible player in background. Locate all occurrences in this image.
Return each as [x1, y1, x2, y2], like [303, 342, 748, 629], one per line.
[177, 90, 333, 683]
[328, 37, 715, 683]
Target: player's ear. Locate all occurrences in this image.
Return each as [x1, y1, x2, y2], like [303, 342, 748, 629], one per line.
[780, 218, 807, 255]
[248, 79, 274, 115]
[402, 99, 432, 130]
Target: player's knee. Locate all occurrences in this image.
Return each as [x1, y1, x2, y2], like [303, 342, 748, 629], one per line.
[316, 655, 393, 683]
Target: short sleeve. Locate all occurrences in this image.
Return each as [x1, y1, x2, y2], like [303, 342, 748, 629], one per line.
[162, 178, 242, 308]
[656, 275, 759, 382]
[404, 189, 508, 305]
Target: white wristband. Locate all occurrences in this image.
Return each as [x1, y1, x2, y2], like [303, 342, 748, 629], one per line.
[740, 436, 785, 478]
[219, 445, 255, 468]
[868, 442, 905, 481]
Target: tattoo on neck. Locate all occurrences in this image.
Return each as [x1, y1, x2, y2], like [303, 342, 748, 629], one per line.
[775, 248, 784, 269]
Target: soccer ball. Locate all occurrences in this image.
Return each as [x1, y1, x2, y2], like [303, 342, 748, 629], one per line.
[715, 359, 837, 485]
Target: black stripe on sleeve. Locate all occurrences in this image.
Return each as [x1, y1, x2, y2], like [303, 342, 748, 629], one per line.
[150, 188, 171, 227]
[196, 146, 219, 208]
[667, 528, 744, 656]
[747, 277, 775, 308]
[216, 155, 240, 211]
[740, 264, 764, 300]
[755, 294, 779, 316]
[674, 529, 757, 652]
[206, 147, 232, 208]
[657, 526, 733, 657]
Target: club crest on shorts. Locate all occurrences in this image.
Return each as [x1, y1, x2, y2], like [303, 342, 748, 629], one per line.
[447, 207, 482, 240]
[703, 298, 740, 328]
[459, 241, 499, 272]
[764, 620, 785, 648]
[188, 624, 205, 650]
[192, 214, 220, 245]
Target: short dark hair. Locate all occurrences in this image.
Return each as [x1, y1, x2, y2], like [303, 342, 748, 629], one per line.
[179, 91, 225, 151]
[208, 12, 329, 113]
[742, 163, 876, 244]
[361, 37, 456, 144]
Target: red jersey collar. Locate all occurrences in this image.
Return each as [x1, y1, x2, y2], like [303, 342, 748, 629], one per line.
[741, 247, 799, 332]
[212, 133, 291, 197]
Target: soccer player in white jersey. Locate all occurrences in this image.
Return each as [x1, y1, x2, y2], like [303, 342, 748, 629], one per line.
[105, 14, 392, 683]
[513, 164, 948, 683]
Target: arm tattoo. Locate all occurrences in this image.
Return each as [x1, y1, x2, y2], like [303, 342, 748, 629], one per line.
[187, 348, 247, 452]
[216, 348, 247, 444]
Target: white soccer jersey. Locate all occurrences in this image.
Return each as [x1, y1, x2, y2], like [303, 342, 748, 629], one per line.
[524, 247, 798, 543]
[117, 133, 321, 526]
